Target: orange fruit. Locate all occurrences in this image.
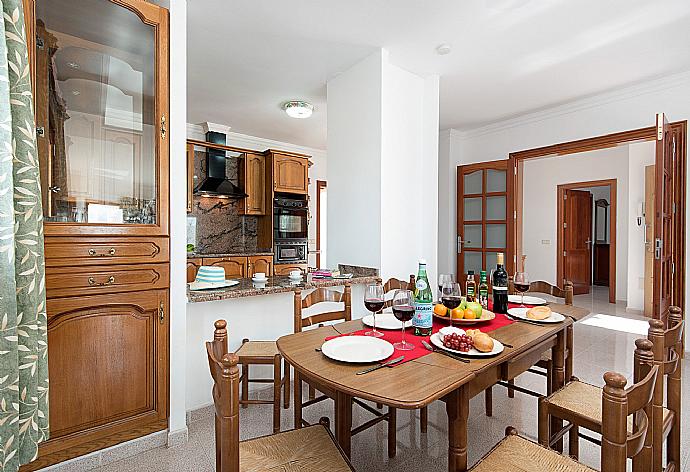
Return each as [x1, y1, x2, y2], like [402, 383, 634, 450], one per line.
[450, 307, 465, 319]
[433, 303, 449, 317]
[463, 308, 475, 320]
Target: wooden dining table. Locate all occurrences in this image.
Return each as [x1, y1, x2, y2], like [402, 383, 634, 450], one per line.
[277, 303, 588, 472]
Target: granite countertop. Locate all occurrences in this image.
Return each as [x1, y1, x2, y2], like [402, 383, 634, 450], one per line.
[187, 275, 380, 303]
[187, 251, 274, 259]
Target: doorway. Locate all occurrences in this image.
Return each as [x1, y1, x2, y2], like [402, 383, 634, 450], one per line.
[556, 179, 617, 303]
[316, 180, 327, 268]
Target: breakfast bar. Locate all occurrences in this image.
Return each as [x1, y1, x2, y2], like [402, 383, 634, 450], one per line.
[185, 272, 377, 411]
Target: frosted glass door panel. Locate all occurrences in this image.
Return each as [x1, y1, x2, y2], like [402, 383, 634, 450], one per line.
[463, 171, 482, 194]
[464, 197, 482, 221]
[463, 225, 482, 249]
[486, 169, 506, 193]
[486, 224, 506, 248]
[464, 252, 482, 275]
[486, 196, 506, 220]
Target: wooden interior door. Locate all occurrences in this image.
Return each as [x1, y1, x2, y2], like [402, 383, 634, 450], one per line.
[644, 165, 655, 317]
[653, 113, 674, 321]
[563, 189, 593, 294]
[457, 161, 510, 278]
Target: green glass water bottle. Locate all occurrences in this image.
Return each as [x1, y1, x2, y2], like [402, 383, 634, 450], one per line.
[413, 259, 433, 336]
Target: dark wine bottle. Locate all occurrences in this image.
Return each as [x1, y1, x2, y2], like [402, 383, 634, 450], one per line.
[492, 253, 509, 314]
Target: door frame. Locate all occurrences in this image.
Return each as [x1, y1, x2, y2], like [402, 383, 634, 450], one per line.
[556, 179, 617, 303]
[315, 180, 327, 268]
[509, 121, 687, 312]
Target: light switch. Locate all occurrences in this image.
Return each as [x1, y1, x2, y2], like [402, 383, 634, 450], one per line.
[541, 240, 551, 245]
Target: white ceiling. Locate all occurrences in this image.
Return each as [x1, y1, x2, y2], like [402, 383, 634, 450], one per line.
[187, 0, 690, 149]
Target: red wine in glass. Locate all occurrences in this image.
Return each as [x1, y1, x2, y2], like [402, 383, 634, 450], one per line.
[441, 296, 463, 310]
[364, 299, 385, 313]
[392, 305, 414, 323]
[514, 283, 530, 293]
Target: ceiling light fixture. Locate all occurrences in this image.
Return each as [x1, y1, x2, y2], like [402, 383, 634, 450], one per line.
[67, 61, 80, 69]
[71, 90, 80, 96]
[282, 101, 314, 119]
[436, 43, 452, 55]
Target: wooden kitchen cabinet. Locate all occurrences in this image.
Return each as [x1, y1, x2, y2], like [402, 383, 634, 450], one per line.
[203, 256, 247, 278]
[187, 257, 202, 283]
[240, 152, 266, 215]
[248, 255, 273, 277]
[34, 290, 168, 469]
[274, 263, 308, 276]
[271, 152, 309, 194]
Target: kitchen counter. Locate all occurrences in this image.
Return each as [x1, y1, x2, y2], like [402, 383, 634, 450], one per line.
[187, 251, 274, 258]
[187, 275, 379, 303]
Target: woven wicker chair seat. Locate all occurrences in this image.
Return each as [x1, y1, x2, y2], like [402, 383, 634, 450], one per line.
[469, 434, 594, 471]
[545, 380, 671, 432]
[236, 341, 280, 359]
[239, 424, 352, 471]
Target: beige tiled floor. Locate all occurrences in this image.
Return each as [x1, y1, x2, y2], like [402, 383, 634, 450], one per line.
[87, 287, 689, 471]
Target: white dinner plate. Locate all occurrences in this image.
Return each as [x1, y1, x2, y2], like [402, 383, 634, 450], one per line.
[320, 336, 394, 363]
[362, 313, 412, 330]
[430, 332, 504, 357]
[507, 307, 566, 324]
[508, 295, 548, 305]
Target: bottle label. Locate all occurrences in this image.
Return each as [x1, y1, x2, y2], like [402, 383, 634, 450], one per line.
[413, 301, 433, 329]
[492, 286, 508, 291]
[416, 279, 428, 291]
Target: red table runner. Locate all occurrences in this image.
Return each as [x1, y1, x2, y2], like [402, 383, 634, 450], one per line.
[326, 302, 522, 364]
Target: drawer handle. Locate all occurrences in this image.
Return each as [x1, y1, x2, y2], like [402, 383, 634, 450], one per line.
[88, 276, 115, 286]
[87, 248, 116, 257]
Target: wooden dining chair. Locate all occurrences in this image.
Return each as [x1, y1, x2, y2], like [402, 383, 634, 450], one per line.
[484, 279, 574, 416]
[235, 340, 290, 433]
[538, 307, 683, 466]
[206, 320, 354, 472]
[292, 283, 398, 458]
[471, 354, 659, 472]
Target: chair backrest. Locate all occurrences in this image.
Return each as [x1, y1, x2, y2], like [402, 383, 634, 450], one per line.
[294, 284, 352, 333]
[509, 278, 574, 306]
[602, 338, 659, 471]
[383, 275, 415, 309]
[645, 306, 685, 470]
[206, 320, 240, 472]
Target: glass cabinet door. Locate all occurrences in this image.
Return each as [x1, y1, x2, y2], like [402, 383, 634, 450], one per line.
[32, 0, 167, 231]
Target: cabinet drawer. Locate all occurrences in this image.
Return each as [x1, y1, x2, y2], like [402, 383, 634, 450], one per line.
[46, 264, 169, 298]
[274, 263, 307, 276]
[45, 237, 169, 267]
[187, 258, 202, 283]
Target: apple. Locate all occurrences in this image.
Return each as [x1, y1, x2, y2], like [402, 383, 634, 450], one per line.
[467, 301, 483, 319]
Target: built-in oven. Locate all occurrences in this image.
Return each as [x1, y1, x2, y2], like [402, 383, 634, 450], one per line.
[273, 197, 308, 240]
[274, 240, 308, 264]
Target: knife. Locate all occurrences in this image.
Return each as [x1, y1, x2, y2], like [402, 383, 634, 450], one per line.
[507, 315, 553, 327]
[355, 356, 405, 375]
[422, 340, 470, 363]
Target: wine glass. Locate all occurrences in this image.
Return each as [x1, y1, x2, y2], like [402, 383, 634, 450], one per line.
[441, 281, 462, 327]
[391, 289, 415, 351]
[364, 283, 385, 338]
[438, 274, 454, 301]
[514, 271, 530, 307]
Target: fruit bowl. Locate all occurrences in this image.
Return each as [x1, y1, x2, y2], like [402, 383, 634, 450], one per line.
[432, 305, 496, 325]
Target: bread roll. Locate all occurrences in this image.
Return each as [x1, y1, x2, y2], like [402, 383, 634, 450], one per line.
[471, 332, 494, 352]
[527, 306, 552, 320]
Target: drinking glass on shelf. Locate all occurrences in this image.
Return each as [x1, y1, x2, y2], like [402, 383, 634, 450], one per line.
[391, 289, 415, 351]
[514, 271, 530, 307]
[438, 274, 454, 301]
[364, 283, 385, 338]
[441, 282, 462, 328]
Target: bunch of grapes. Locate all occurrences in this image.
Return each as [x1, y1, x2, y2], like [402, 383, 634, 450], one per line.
[442, 333, 474, 352]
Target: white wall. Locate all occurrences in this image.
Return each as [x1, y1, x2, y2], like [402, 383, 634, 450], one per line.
[522, 147, 629, 301]
[326, 51, 383, 270]
[168, 0, 188, 438]
[327, 50, 440, 283]
[627, 141, 655, 311]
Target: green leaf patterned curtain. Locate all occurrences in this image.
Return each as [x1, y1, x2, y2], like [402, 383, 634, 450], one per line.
[0, 0, 49, 470]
